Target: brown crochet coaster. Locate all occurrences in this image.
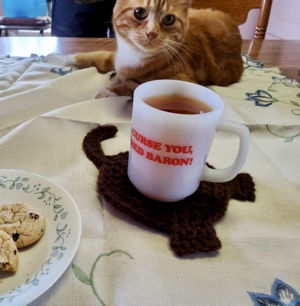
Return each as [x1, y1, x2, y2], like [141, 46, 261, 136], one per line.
[83, 125, 255, 256]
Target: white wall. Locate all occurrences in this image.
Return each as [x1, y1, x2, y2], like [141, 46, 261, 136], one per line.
[239, 0, 300, 40]
[239, 9, 260, 39]
[266, 0, 300, 39]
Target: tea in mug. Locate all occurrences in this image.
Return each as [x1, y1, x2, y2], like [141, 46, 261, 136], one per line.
[144, 94, 213, 114]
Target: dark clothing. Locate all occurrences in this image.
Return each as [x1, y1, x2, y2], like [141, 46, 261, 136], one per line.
[51, 0, 115, 37]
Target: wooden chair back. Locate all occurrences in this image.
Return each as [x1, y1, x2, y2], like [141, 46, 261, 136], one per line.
[191, 0, 273, 39]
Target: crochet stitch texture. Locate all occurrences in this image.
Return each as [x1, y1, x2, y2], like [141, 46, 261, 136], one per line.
[83, 125, 255, 256]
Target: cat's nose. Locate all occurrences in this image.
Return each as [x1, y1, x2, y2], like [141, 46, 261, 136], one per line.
[146, 31, 158, 41]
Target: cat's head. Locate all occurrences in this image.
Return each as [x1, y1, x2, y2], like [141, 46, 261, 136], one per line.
[113, 0, 192, 53]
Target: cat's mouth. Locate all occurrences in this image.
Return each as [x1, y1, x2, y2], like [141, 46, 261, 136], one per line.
[133, 38, 165, 54]
[121, 31, 167, 54]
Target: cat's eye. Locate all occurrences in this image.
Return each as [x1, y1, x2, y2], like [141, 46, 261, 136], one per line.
[134, 7, 147, 20]
[162, 14, 176, 26]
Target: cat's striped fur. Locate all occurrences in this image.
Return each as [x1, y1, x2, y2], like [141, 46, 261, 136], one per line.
[65, 0, 243, 97]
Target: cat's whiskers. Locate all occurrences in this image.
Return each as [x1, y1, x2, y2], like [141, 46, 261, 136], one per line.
[160, 44, 185, 78]
[118, 35, 133, 47]
[161, 45, 179, 76]
[124, 32, 150, 53]
[68, 2, 244, 95]
[164, 40, 195, 78]
[93, 37, 117, 51]
[167, 38, 210, 74]
[118, 33, 151, 57]
[169, 39, 205, 57]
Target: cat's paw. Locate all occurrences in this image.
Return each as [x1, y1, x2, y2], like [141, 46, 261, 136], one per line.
[64, 54, 77, 67]
[93, 88, 118, 99]
[93, 71, 120, 98]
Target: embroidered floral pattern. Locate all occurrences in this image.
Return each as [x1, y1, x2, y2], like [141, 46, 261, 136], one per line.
[266, 125, 300, 142]
[242, 54, 282, 76]
[271, 76, 300, 88]
[50, 66, 77, 76]
[0, 54, 44, 76]
[72, 250, 133, 305]
[30, 54, 47, 63]
[245, 78, 300, 116]
[242, 54, 300, 119]
[246, 90, 278, 107]
[242, 54, 264, 69]
[248, 278, 300, 306]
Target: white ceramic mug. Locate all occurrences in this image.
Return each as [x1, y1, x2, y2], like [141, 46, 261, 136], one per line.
[127, 80, 250, 202]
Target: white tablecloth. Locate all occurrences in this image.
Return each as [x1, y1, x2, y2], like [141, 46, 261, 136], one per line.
[0, 53, 299, 305]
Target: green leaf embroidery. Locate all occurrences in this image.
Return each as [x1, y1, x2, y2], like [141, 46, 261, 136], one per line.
[72, 249, 133, 305]
[72, 263, 92, 286]
[291, 100, 300, 107]
[266, 124, 300, 142]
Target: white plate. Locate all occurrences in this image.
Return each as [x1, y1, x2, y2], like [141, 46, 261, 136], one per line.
[0, 169, 81, 305]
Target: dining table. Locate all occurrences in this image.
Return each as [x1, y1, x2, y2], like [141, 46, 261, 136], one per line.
[0, 37, 300, 306]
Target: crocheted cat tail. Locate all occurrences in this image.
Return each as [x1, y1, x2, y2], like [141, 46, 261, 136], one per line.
[83, 125, 256, 257]
[83, 124, 118, 169]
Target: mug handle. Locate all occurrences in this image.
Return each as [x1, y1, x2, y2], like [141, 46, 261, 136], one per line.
[201, 119, 250, 183]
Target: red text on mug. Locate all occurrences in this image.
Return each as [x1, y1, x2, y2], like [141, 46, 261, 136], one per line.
[131, 128, 194, 166]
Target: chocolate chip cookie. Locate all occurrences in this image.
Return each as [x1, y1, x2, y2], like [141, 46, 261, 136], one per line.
[0, 203, 46, 248]
[0, 229, 19, 273]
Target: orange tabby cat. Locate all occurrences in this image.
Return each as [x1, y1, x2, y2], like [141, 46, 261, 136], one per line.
[65, 0, 243, 97]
